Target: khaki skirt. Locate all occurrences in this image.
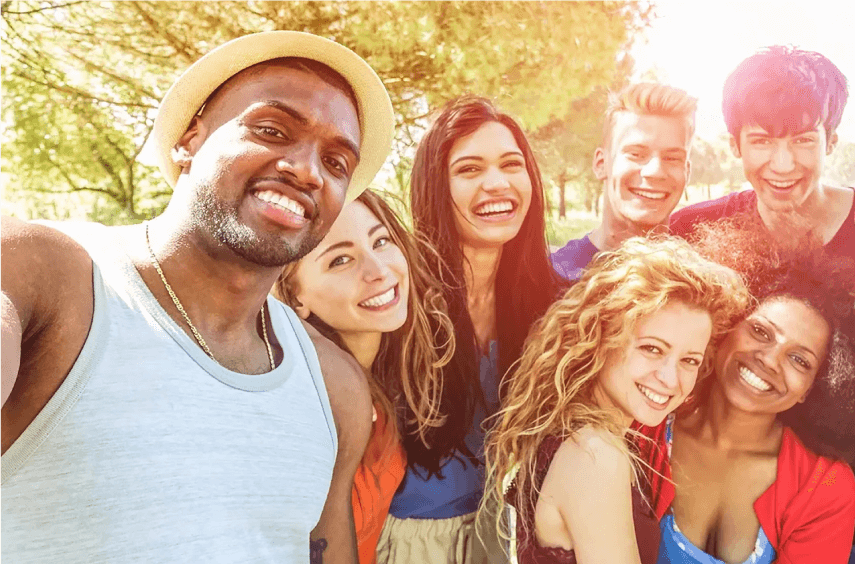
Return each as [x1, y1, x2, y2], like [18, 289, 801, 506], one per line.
[376, 506, 508, 564]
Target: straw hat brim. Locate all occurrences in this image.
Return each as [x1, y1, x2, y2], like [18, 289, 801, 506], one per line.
[152, 31, 394, 201]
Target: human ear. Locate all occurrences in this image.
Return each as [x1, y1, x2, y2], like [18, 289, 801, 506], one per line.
[729, 135, 741, 158]
[292, 298, 311, 320]
[826, 132, 838, 155]
[592, 147, 608, 181]
[171, 116, 207, 169]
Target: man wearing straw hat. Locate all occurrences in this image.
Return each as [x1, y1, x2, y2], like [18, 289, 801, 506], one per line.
[1, 31, 394, 563]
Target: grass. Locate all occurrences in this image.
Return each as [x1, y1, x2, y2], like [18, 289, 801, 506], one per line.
[546, 210, 600, 249]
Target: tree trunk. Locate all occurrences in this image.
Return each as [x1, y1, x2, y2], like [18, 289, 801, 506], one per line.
[558, 173, 567, 219]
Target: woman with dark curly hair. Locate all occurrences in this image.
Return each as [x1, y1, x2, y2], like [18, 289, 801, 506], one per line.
[380, 96, 566, 562]
[646, 215, 855, 564]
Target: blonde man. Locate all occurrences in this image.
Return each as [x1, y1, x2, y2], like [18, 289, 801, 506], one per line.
[552, 82, 697, 280]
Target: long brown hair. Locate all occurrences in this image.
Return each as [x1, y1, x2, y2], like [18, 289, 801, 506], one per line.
[273, 189, 456, 454]
[409, 95, 566, 474]
[483, 236, 749, 551]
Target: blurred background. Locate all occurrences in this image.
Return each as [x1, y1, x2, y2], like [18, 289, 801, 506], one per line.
[2, 1, 853, 245]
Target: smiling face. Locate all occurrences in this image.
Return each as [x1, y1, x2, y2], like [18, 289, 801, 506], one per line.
[446, 121, 533, 248]
[175, 62, 361, 267]
[714, 297, 830, 415]
[291, 200, 410, 340]
[593, 301, 712, 427]
[733, 124, 835, 213]
[596, 112, 691, 232]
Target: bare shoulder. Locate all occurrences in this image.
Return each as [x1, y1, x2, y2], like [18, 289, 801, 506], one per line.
[552, 426, 633, 479]
[540, 427, 641, 564]
[301, 320, 372, 446]
[2, 217, 96, 450]
[2, 217, 93, 319]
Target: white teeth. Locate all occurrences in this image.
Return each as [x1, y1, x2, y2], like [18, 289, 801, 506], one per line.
[739, 366, 772, 391]
[637, 384, 669, 405]
[475, 200, 514, 216]
[255, 190, 306, 217]
[631, 189, 668, 200]
[766, 179, 798, 189]
[359, 286, 396, 308]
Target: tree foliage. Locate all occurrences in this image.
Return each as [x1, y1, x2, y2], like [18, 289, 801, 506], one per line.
[2, 0, 654, 222]
[825, 141, 855, 188]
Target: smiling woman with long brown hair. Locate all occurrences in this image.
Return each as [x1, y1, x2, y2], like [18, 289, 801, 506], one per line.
[378, 95, 565, 562]
[273, 189, 455, 564]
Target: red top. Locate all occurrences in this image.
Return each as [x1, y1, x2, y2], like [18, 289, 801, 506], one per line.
[636, 421, 855, 564]
[352, 409, 406, 564]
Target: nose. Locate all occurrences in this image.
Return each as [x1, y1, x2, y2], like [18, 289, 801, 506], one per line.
[754, 342, 782, 374]
[641, 155, 667, 179]
[656, 357, 680, 389]
[275, 143, 324, 191]
[361, 252, 390, 282]
[482, 165, 512, 192]
[769, 141, 796, 174]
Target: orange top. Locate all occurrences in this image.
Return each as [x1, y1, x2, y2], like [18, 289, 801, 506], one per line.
[352, 408, 407, 564]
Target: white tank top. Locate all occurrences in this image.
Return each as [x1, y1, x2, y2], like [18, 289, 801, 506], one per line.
[1, 222, 337, 563]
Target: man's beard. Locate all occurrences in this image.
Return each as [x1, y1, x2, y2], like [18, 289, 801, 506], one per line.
[191, 186, 324, 267]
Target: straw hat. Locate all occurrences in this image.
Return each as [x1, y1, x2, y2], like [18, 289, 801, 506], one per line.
[152, 31, 394, 201]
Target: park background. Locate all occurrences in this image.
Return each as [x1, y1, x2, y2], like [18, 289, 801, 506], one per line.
[3, 0, 854, 246]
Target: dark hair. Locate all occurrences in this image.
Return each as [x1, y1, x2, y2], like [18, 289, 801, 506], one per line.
[409, 95, 566, 474]
[723, 46, 848, 145]
[692, 215, 855, 465]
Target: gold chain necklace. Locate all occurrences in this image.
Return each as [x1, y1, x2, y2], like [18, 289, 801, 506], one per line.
[144, 223, 275, 371]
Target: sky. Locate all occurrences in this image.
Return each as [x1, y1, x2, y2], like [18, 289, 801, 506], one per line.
[630, 0, 855, 144]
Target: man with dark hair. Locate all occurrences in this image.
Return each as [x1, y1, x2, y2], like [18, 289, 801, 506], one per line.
[1, 31, 394, 563]
[670, 46, 854, 261]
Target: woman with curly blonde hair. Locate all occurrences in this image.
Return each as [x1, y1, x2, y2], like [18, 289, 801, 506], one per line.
[483, 237, 749, 564]
[272, 189, 455, 564]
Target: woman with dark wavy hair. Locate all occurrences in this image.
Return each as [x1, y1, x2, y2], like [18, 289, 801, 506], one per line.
[378, 96, 565, 562]
[273, 190, 455, 564]
[645, 216, 855, 564]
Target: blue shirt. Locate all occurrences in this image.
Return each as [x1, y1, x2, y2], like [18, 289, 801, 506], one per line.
[388, 341, 500, 519]
[551, 234, 600, 281]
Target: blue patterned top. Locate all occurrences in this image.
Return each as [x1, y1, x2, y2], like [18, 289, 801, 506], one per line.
[656, 416, 776, 564]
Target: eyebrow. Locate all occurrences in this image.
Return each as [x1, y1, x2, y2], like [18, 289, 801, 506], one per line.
[745, 129, 819, 139]
[259, 100, 361, 163]
[643, 336, 704, 357]
[314, 223, 385, 261]
[449, 150, 524, 169]
[756, 315, 821, 360]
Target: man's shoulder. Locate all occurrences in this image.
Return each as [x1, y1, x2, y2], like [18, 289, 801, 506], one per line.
[551, 233, 598, 280]
[670, 190, 755, 237]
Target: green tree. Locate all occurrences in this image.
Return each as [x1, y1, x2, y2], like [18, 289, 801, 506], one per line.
[529, 53, 636, 219]
[2, 0, 653, 223]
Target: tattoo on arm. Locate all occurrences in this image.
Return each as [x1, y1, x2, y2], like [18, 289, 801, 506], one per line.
[310, 538, 328, 564]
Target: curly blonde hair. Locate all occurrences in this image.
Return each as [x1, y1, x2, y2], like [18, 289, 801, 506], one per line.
[273, 190, 456, 450]
[482, 236, 749, 551]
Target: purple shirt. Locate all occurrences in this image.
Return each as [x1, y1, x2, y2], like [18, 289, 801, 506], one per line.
[551, 234, 600, 281]
[670, 189, 855, 262]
